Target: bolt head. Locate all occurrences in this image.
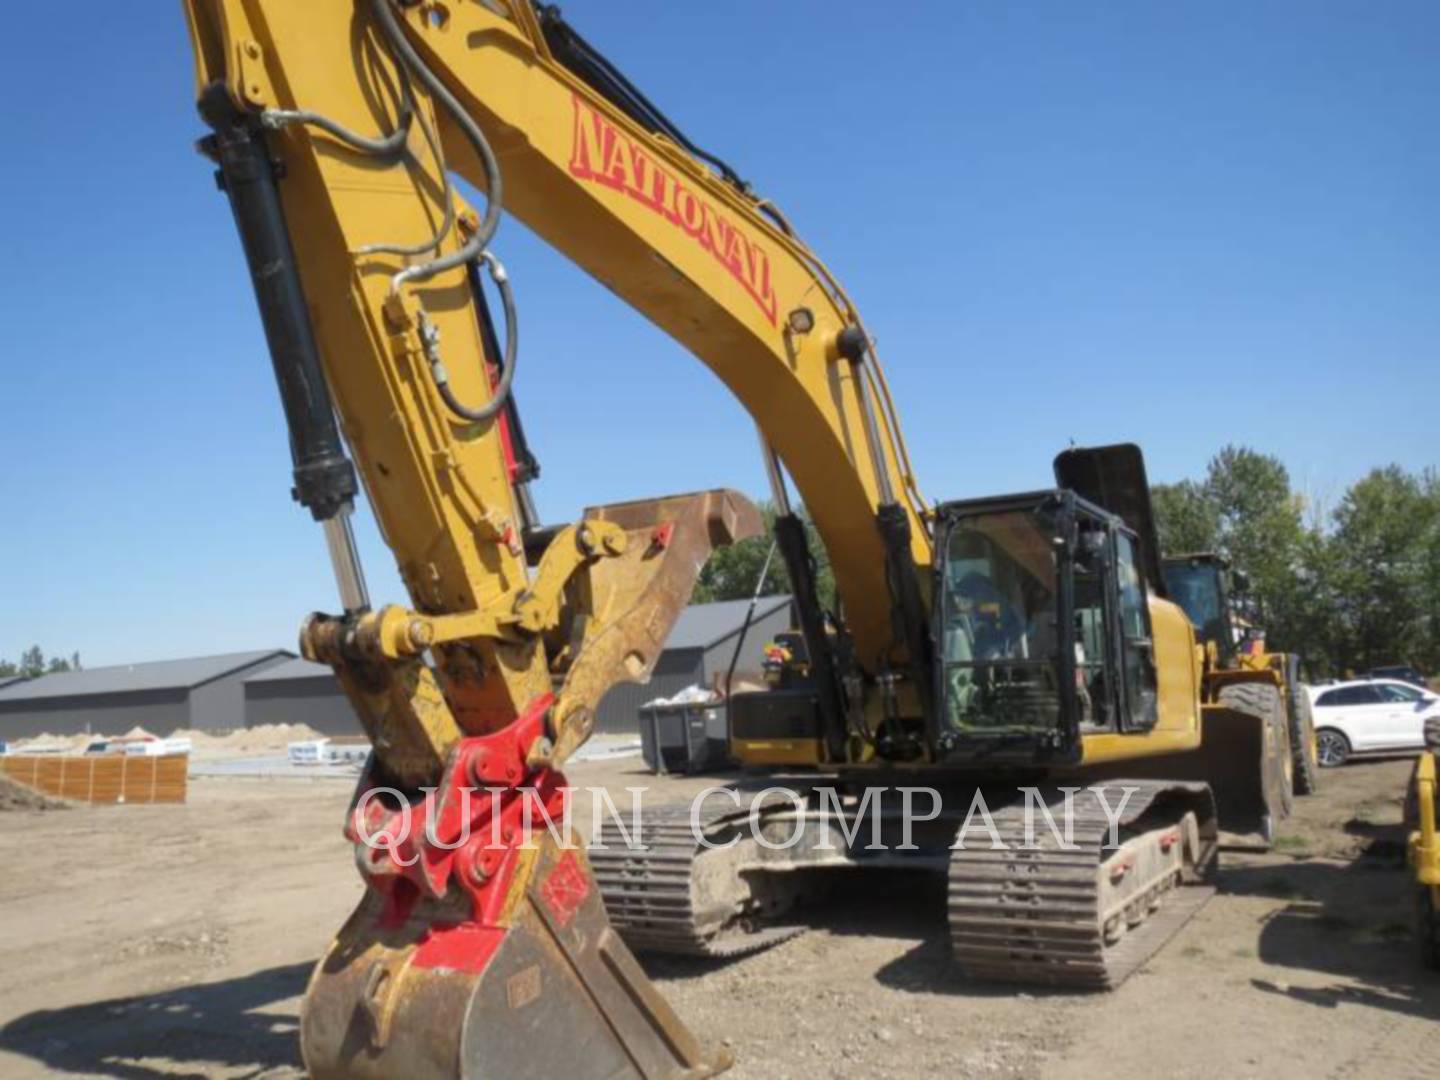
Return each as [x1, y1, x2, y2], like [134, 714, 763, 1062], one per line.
[408, 620, 434, 648]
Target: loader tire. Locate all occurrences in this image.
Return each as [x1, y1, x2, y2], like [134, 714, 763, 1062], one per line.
[1288, 683, 1320, 796]
[1218, 681, 1293, 830]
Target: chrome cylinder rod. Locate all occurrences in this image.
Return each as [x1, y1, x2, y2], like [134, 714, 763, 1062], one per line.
[756, 426, 793, 517]
[322, 508, 370, 613]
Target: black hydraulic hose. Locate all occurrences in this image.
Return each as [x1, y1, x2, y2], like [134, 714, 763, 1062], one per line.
[425, 253, 518, 423]
[363, 0, 518, 422]
[470, 257, 540, 482]
[367, 0, 503, 287]
[535, 4, 748, 191]
[356, 80, 457, 258]
[261, 47, 456, 260]
[261, 98, 412, 158]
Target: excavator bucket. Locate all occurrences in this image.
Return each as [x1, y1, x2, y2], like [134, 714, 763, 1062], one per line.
[301, 490, 759, 1079]
[545, 490, 765, 765]
[301, 805, 727, 1079]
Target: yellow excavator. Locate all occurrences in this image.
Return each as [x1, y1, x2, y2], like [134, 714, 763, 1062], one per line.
[180, 2, 1291, 1075]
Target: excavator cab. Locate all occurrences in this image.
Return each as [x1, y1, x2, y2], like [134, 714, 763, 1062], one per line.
[932, 489, 1160, 767]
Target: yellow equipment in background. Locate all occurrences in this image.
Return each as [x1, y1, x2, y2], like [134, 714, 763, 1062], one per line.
[1162, 554, 1320, 808]
[1409, 719, 1440, 968]
[179, 2, 1293, 1075]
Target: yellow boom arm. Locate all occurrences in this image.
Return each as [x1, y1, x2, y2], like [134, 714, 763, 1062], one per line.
[180, 4, 941, 1075]
[183, 0, 929, 783]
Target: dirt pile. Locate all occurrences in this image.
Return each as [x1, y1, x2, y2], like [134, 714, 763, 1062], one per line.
[171, 722, 321, 756]
[9, 733, 90, 753]
[0, 773, 69, 812]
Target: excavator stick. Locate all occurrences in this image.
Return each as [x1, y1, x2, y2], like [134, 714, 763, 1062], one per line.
[301, 490, 756, 1079]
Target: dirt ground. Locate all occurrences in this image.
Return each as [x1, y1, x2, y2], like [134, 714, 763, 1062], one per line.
[0, 754, 1434, 1080]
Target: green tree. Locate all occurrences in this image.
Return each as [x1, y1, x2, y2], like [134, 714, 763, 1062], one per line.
[1151, 446, 1320, 663]
[692, 501, 836, 611]
[1422, 469, 1440, 672]
[0, 647, 82, 679]
[1285, 525, 1345, 677]
[1328, 466, 1435, 671]
[1151, 480, 1219, 554]
[19, 646, 45, 678]
[1203, 446, 1309, 655]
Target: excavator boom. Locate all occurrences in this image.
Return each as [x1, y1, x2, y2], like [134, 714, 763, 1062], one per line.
[182, 1, 931, 1075]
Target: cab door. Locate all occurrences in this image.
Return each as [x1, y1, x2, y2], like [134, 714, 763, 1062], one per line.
[1112, 530, 1159, 730]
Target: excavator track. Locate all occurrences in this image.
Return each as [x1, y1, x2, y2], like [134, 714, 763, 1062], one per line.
[948, 780, 1218, 989]
[589, 799, 806, 958]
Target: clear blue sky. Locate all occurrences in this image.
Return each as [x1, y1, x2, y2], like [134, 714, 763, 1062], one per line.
[0, 2, 1434, 667]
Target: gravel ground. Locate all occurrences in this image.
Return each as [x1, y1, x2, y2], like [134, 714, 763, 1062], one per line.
[0, 755, 1434, 1079]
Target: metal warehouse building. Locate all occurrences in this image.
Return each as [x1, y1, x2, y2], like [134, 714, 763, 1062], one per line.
[0, 650, 293, 740]
[237, 596, 795, 738]
[243, 657, 360, 735]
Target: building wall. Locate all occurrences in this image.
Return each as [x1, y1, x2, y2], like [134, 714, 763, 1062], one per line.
[0, 690, 191, 740]
[245, 677, 360, 736]
[187, 655, 290, 732]
[592, 649, 704, 735]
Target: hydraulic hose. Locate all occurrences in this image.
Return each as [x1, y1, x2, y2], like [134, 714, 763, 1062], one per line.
[261, 38, 455, 259]
[356, 82, 457, 258]
[261, 76, 413, 159]
[422, 252, 518, 423]
[367, 0, 503, 289]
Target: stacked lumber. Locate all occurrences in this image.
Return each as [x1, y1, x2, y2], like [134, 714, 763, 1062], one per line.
[0, 754, 188, 805]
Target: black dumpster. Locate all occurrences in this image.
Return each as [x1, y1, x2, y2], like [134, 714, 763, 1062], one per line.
[638, 699, 730, 775]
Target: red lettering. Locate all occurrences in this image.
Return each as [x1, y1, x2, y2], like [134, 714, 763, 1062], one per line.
[567, 95, 778, 325]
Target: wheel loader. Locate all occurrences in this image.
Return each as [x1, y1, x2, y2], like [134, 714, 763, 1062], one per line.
[1161, 553, 1321, 809]
[179, 2, 1292, 1074]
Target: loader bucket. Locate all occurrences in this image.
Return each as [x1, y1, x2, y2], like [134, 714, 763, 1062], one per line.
[1078, 704, 1289, 843]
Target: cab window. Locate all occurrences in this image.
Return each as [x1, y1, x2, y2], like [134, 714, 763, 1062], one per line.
[940, 511, 1061, 735]
[1115, 533, 1158, 728]
[1073, 532, 1114, 730]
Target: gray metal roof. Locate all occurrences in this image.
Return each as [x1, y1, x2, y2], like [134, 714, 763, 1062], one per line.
[246, 657, 336, 683]
[665, 595, 792, 650]
[0, 650, 293, 703]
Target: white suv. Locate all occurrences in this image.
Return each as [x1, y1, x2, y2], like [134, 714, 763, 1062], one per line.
[1308, 678, 1440, 766]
